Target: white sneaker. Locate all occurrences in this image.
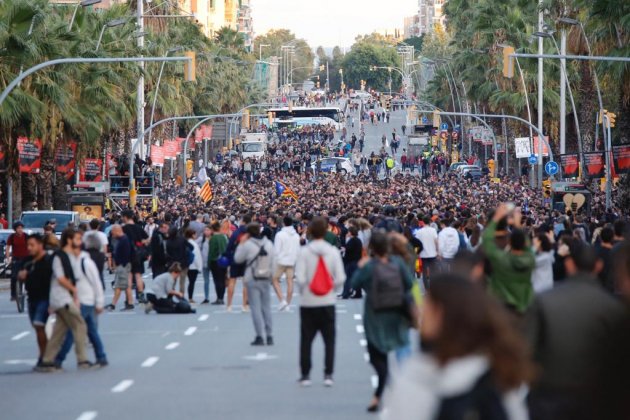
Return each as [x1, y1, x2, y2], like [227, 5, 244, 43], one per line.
[226, 306, 233, 313]
[242, 305, 250, 313]
[278, 300, 288, 311]
[323, 376, 334, 387]
[299, 378, 312, 387]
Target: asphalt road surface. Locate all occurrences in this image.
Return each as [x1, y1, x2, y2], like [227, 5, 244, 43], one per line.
[0, 109, 411, 420]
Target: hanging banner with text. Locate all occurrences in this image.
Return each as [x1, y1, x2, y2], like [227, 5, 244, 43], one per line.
[583, 151, 605, 178]
[470, 126, 483, 142]
[80, 158, 103, 182]
[163, 140, 178, 160]
[54, 142, 77, 174]
[202, 124, 213, 140]
[559, 154, 579, 178]
[613, 144, 630, 175]
[514, 137, 531, 158]
[481, 129, 494, 146]
[194, 128, 203, 144]
[151, 145, 165, 167]
[17, 137, 42, 174]
[532, 136, 550, 157]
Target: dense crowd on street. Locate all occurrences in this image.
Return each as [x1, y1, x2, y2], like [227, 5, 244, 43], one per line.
[4, 99, 630, 419]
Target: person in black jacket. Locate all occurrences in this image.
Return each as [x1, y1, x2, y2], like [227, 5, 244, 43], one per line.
[149, 222, 170, 278]
[341, 226, 363, 299]
[166, 227, 192, 295]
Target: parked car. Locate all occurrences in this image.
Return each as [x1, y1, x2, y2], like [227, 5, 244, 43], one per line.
[0, 229, 14, 279]
[312, 157, 355, 174]
[20, 210, 80, 236]
[449, 162, 467, 172]
[455, 165, 480, 174]
[463, 169, 483, 181]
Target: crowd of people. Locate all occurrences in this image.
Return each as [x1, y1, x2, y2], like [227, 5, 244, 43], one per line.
[4, 98, 630, 419]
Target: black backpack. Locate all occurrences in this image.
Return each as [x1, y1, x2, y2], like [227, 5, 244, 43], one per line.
[370, 259, 405, 311]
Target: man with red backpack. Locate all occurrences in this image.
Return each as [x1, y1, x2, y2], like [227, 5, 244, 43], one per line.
[295, 217, 346, 387]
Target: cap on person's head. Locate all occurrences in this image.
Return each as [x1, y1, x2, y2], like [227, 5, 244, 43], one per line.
[13, 221, 24, 229]
[49, 218, 57, 224]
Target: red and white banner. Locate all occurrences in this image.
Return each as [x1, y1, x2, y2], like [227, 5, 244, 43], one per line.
[613, 144, 630, 175]
[533, 136, 550, 157]
[163, 140, 178, 160]
[80, 158, 103, 182]
[194, 128, 203, 144]
[54, 141, 77, 174]
[17, 137, 42, 174]
[151, 145, 165, 167]
[202, 124, 213, 140]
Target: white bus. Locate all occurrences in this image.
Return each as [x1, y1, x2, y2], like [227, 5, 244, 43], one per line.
[266, 106, 344, 131]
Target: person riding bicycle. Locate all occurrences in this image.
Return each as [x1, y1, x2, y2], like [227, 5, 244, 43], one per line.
[6, 221, 28, 303]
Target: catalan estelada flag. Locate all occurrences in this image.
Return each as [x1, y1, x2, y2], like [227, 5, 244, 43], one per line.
[199, 180, 213, 203]
[275, 180, 298, 201]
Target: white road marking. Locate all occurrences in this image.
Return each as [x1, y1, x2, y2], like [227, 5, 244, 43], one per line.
[141, 357, 159, 367]
[184, 326, 197, 336]
[359, 339, 367, 347]
[76, 411, 98, 420]
[243, 352, 278, 361]
[0, 314, 27, 319]
[4, 359, 37, 365]
[165, 342, 180, 350]
[364, 353, 370, 362]
[371, 375, 378, 389]
[161, 332, 171, 338]
[355, 325, 365, 334]
[11, 331, 30, 341]
[111, 379, 134, 393]
[198, 314, 209, 321]
[335, 309, 347, 314]
[353, 314, 362, 320]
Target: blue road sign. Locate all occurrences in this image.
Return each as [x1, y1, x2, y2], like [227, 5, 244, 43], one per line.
[528, 154, 538, 165]
[545, 161, 559, 176]
[440, 122, 449, 131]
[421, 116, 429, 124]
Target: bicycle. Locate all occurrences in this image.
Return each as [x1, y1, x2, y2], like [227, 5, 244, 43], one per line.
[15, 278, 25, 313]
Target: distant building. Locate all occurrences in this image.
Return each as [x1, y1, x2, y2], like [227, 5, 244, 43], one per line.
[415, 0, 446, 35]
[404, 15, 421, 39]
[237, 0, 254, 52]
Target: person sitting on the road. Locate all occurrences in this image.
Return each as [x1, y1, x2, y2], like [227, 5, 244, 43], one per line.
[18, 234, 53, 368]
[145, 263, 195, 314]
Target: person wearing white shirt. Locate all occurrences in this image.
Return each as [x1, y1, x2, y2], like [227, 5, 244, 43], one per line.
[414, 216, 439, 290]
[186, 229, 203, 303]
[438, 219, 461, 268]
[272, 216, 301, 311]
[144, 217, 157, 239]
[197, 225, 213, 304]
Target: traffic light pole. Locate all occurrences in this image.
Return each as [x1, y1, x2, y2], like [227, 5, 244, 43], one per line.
[603, 114, 613, 210]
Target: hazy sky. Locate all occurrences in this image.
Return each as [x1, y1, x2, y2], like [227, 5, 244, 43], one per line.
[251, 0, 417, 48]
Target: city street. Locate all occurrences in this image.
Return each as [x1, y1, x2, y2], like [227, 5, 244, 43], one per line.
[0, 275, 381, 420]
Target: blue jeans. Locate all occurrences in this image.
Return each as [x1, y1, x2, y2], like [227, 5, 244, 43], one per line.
[202, 267, 211, 300]
[56, 304, 107, 364]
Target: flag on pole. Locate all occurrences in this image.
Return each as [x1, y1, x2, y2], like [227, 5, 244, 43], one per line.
[199, 180, 213, 203]
[275, 180, 298, 201]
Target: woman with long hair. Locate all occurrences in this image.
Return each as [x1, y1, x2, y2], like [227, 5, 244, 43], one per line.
[382, 274, 533, 420]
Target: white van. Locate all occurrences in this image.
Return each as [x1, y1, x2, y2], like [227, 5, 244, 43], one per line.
[240, 133, 267, 160]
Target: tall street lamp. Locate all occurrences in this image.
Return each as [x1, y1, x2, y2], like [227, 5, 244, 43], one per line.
[95, 18, 127, 52]
[68, 0, 102, 31]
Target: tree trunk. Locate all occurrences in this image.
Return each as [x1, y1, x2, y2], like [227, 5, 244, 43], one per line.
[52, 172, 68, 210]
[577, 62, 597, 152]
[36, 144, 54, 210]
[11, 172, 21, 221]
[21, 173, 36, 211]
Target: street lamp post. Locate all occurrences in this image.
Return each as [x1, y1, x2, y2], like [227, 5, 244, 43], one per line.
[95, 18, 127, 52]
[68, 0, 102, 31]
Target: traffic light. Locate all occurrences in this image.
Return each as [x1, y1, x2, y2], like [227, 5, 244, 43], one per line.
[607, 112, 616, 128]
[184, 51, 196, 82]
[288, 100, 293, 113]
[267, 111, 274, 126]
[487, 159, 495, 177]
[385, 99, 391, 111]
[186, 159, 193, 178]
[543, 179, 552, 197]
[502, 46, 515, 78]
[241, 109, 250, 130]
[316, 81, 320, 88]
[319, 64, 325, 71]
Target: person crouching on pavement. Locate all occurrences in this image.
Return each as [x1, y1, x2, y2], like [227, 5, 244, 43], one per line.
[145, 263, 196, 314]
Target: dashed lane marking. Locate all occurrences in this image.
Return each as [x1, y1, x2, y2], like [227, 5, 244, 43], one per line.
[364, 353, 370, 362]
[359, 339, 367, 347]
[141, 357, 159, 368]
[111, 379, 134, 393]
[198, 314, 209, 321]
[76, 411, 98, 420]
[184, 327, 197, 336]
[355, 325, 365, 334]
[353, 314, 362, 320]
[165, 342, 180, 350]
[11, 331, 30, 341]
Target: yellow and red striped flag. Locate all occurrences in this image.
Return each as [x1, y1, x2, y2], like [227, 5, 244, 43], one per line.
[199, 180, 213, 203]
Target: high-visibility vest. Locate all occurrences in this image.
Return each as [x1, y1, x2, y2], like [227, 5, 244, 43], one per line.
[386, 158, 395, 169]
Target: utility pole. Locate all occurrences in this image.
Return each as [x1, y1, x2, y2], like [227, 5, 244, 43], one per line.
[326, 61, 330, 92]
[136, 0, 145, 161]
[537, 0, 544, 188]
[560, 28, 566, 154]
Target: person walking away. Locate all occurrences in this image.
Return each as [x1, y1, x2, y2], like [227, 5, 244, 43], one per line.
[437, 219, 460, 272]
[294, 217, 346, 387]
[351, 231, 414, 412]
[149, 222, 170, 278]
[185, 228, 203, 303]
[208, 222, 228, 305]
[414, 216, 439, 290]
[6, 221, 28, 302]
[145, 263, 196, 314]
[18, 234, 52, 368]
[526, 239, 626, 420]
[531, 232, 554, 293]
[165, 227, 193, 297]
[105, 225, 134, 311]
[55, 231, 108, 368]
[198, 225, 212, 304]
[121, 210, 148, 303]
[35, 228, 94, 372]
[481, 203, 535, 314]
[272, 216, 300, 311]
[225, 214, 251, 312]
[83, 219, 107, 290]
[382, 274, 533, 419]
[234, 223, 275, 346]
[341, 226, 363, 299]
